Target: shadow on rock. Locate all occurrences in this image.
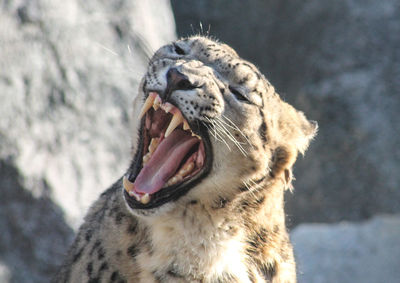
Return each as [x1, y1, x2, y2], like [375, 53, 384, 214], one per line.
[0, 160, 74, 283]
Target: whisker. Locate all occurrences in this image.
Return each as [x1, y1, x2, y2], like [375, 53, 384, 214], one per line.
[94, 42, 120, 56]
[214, 118, 248, 156]
[221, 115, 253, 149]
[242, 180, 258, 200]
[204, 117, 231, 151]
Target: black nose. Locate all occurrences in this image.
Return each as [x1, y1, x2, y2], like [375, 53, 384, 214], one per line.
[163, 68, 196, 100]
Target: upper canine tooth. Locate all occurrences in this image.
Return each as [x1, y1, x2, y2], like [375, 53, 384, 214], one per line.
[123, 175, 135, 193]
[165, 112, 184, 137]
[138, 93, 156, 119]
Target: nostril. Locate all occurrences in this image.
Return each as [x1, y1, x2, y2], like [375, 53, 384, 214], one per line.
[166, 68, 196, 91]
[177, 79, 194, 90]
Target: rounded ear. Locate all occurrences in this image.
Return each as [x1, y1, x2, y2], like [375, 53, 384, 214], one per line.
[276, 101, 318, 155]
[269, 101, 317, 189]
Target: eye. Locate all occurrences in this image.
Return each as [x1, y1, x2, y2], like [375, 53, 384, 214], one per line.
[229, 86, 251, 103]
[173, 44, 185, 55]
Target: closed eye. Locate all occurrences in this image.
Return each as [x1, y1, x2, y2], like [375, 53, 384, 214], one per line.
[229, 86, 251, 104]
[173, 44, 185, 55]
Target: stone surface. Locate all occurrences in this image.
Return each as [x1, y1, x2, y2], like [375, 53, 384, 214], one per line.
[0, 0, 175, 282]
[172, 0, 400, 226]
[291, 214, 400, 283]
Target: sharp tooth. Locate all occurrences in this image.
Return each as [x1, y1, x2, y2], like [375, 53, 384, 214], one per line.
[143, 152, 151, 165]
[138, 93, 156, 119]
[129, 190, 141, 201]
[183, 120, 190, 131]
[148, 138, 160, 153]
[140, 193, 150, 204]
[167, 175, 183, 186]
[162, 102, 174, 113]
[191, 131, 202, 140]
[165, 112, 184, 137]
[123, 176, 135, 193]
[153, 95, 162, 110]
[178, 161, 194, 177]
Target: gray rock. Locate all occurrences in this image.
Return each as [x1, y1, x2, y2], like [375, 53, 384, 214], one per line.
[291, 214, 400, 283]
[0, 0, 175, 282]
[172, 0, 400, 225]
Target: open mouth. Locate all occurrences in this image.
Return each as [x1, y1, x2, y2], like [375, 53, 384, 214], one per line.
[123, 92, 211, 208]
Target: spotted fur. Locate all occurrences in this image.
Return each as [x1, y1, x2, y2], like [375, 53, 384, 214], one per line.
[54, 36, 317, 282]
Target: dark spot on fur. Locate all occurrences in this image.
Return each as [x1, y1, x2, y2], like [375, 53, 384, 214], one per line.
[259, 121, 267, 143]
[189, 200, 198, 205]
[97, 246, 105, 260]
[127, 220, 138, 234]
[273, 225, 280, 234]
[246, 227, 268, 255]
[240, 194, 265, 212]
[110, 271, 118, 281]
[213, 196, 229, 209]
[85, 229, 93, 242]
[256, 195, 265, 205]
[72, 247, 84, 263]
[115, 212, 126, 224]
[254, 175, 267, 184]
[259, 262, 277, 280]
[89, 240, 101, 256]
[167, 267, 184, 278]
[127, 245, 138, 258]
[86, 262, 93, 277]
[239, 75, 250, 84]
[238, 186, 248, 192]
[88, 278, 100, 283]
[99, 262, 108, 272]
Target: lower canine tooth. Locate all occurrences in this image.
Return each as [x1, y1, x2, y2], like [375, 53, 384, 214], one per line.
[140, 193, 150, 204]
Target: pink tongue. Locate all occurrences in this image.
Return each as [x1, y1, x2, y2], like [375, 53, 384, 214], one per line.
[133, 129, 199, 194]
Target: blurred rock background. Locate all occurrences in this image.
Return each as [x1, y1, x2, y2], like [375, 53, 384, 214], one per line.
[0, 0, 175, 281]
[0, 0, 399, 282]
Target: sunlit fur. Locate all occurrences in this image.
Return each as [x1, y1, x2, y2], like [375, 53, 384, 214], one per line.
[54, 36, 317, 283]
